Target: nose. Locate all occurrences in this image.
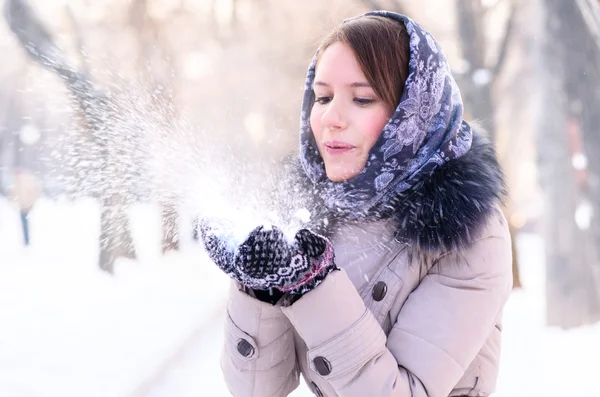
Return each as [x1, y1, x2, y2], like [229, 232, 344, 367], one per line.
[320, 99, 347, 130]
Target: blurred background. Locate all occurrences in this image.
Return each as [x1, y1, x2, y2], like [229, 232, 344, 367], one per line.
[0, 0, 599, 396]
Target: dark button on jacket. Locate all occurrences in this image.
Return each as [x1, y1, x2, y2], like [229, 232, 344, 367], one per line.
[310, 381, 323, 397]
[372, 281, 388, 301]
[313, 356, 332, 376]
[236, 338, 254, 358]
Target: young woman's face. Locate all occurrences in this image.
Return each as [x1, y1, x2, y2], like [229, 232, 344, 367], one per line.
[310, 42, 392, 182]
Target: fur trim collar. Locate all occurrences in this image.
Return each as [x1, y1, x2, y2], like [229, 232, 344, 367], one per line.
[390, 130, 506, 255]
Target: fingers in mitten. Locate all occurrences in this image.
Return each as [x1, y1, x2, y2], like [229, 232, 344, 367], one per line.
[203, 234, 236, 273]
[197, 219, 237, 274]
[235, 225, 291, 277]
[198, 218, 222, 242]
[294, 229, 327, 257]
[198, 221, 218, 251]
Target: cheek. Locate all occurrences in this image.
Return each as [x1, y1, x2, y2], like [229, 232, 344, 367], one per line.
[309, 109, 322, 140]
[362, 112, 389, 149]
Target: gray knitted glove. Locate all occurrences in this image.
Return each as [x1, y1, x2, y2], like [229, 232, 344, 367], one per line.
[200, 220, 336, 294]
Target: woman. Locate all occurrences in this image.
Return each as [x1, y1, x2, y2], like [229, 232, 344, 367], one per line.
[200, 10, 512, 397]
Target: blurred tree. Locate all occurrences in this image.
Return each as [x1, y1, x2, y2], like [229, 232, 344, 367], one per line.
[455, 0, 517, 139]
[128, 0, 181, 253]
[539, 0, 600, 328]
[4, 0, 136, 273]
[454, 0, 522, 288]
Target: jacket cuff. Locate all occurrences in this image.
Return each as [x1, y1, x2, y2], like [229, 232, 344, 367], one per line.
[224, 312, 259, 369]
[281, 270, 387, 380]
[228, 282, 287, 334]
[222, 286, 299, 397]
[225, 282, 293, 370]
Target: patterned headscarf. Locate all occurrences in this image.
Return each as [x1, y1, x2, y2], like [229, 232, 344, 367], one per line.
[299, 11, 473, 221]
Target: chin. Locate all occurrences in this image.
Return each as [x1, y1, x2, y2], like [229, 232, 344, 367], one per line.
[326, 174, 347, 182]
[325, 167, 360, 183]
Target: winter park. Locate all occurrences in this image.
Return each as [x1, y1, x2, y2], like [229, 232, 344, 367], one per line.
[1, 0, 600, 396]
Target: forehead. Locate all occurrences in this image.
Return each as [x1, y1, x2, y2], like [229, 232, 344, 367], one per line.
[314, 42, 367, 83]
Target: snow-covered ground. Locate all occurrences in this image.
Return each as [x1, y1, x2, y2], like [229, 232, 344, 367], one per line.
[0, 196, 230, 397]
[1, 196, 599, 397]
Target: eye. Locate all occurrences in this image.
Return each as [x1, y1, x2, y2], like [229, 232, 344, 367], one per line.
[315, 96, 332, 105]
[354, 98, 375, 106]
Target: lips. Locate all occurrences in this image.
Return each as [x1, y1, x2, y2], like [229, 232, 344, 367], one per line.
[324, 141, 355, 155]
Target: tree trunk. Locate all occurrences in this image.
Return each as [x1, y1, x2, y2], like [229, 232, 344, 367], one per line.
[455, 0, 496, 138]
[161, 202, 180, 252]
[540, 0, 600, 328]
[454, 0, 521, 288]
[99, 198, 136, 273]
[128, 0, 181, 253]
[5, 0, 136, 272]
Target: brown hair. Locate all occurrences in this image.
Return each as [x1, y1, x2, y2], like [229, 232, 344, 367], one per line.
[317, 16, 410, 112]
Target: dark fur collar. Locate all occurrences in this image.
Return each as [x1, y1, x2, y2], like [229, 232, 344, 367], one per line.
[390, 130, 506, 255]
[287, 129, 506, 256]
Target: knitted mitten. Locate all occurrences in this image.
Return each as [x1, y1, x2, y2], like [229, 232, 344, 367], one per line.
[200, 220, 336, 294]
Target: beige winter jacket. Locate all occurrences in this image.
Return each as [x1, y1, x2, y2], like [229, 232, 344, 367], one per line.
[221, 209, 513, 397]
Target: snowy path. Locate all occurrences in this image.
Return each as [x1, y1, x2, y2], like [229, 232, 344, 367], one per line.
[139, 312, 230, 397]
[134, 308, 229, 397]
[138, 311, 313, 397]
[0, 255, 231, 397]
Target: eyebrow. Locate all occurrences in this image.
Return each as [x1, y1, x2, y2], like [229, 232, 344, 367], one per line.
[313, 81, 372, 88]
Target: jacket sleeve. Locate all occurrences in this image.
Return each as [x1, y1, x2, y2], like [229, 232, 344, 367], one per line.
[280, 216, 512, 397]
[221, 282, 300, 397]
